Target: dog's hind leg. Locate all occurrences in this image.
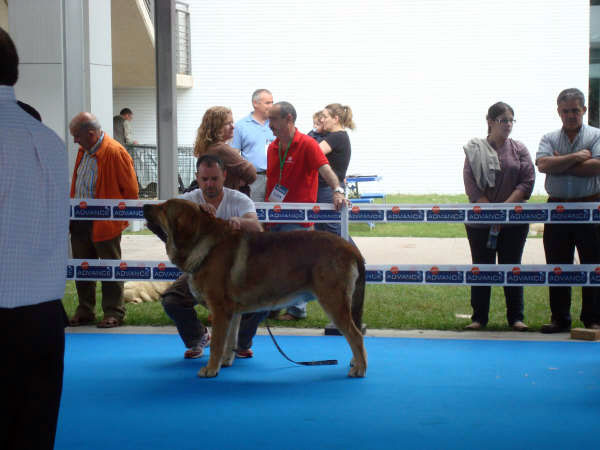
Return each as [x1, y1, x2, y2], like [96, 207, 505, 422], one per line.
[318, 291, 367, 378]
[221, 313, 240, 367]
[198, 305, 232, 378]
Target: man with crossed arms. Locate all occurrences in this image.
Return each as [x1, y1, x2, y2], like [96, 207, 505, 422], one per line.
[536, 87, 600, 333]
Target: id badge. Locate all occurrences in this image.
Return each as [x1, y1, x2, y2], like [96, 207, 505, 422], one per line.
[269, 184, 288, 202]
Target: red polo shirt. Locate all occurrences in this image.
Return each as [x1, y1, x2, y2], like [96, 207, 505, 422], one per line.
[265, 128, 329, 203]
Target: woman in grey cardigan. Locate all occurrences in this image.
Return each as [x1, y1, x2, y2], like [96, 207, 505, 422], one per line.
[462, 102, 535, 331]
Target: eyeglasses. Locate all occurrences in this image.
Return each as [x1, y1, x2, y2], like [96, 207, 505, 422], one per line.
[495, 119, 516, 124]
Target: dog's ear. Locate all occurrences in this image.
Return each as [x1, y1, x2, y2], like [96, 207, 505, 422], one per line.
[147, 220, 167, 243]
[143, 203, 168, 243]
[171, 208, 199, 250]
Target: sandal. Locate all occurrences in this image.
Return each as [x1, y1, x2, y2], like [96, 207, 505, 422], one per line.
[69, 314, 95, 327]
[96, 317, 122, 328]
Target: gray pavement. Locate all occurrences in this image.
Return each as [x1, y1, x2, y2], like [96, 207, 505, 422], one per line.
[121, 234, 550, 265]
[67, 324, 580, 342]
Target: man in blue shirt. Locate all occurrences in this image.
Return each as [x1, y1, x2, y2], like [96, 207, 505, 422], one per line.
[232, 89, 275, 202]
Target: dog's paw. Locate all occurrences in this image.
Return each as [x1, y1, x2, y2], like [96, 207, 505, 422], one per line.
[197, 366, 219, 378]
[348, 365, 366, 378]
[221, 351, 235, 367]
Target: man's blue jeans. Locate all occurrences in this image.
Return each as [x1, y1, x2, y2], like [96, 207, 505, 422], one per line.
[269, 223, 313, 318]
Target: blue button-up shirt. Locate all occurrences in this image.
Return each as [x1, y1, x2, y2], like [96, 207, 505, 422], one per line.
[0, 86, 69, 308]
[231, 113, 275, 172]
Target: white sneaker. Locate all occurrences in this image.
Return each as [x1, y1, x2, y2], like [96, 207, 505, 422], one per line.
[183, 330, 211, 359]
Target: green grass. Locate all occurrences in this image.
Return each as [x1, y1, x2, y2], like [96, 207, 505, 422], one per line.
[62, 281, 582, 332]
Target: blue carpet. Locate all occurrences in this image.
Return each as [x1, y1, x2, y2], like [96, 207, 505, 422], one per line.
[55, 334, 599, 450]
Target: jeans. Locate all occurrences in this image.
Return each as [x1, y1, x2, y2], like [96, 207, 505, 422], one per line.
[161, 275, 207, 349]
[315, 185, 342, 236]
[161, 274, 271, 350]
[269, 223, 313, 318]
[465, 224, 529, 326]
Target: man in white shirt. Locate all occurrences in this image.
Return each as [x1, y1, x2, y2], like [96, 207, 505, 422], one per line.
[161, 154, 263, 359]
[0, 27, 69, 450]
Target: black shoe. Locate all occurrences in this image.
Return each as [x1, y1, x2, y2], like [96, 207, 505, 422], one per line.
[540, 322, 571, 334]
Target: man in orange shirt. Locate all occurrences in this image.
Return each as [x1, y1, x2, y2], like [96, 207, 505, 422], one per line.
[68, 112, 139, 328]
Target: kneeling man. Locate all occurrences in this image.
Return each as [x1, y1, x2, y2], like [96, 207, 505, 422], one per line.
[160, 154, 263, 358]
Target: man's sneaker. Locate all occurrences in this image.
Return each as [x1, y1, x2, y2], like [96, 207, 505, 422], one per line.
[183, 330, 211, 359]
[184, 346, 204, 359]
[199, 329, 211, 347]
[235, 348, 254, 358]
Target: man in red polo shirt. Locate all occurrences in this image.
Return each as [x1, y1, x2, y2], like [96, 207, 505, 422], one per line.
[265, 101, 346, 320]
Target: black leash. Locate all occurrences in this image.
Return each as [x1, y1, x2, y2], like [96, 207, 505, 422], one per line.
[265, 322, 338, 366]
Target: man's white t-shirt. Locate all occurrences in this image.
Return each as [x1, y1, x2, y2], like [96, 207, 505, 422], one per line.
[178, 187, 256, 219]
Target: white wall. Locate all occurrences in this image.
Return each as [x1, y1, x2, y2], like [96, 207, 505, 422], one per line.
[115, 0, 591, 195]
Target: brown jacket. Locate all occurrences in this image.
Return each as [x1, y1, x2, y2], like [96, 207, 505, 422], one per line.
[205, 143, 256, 190]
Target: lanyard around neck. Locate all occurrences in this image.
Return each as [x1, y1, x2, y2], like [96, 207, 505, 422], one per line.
[278, 131, 295, 184]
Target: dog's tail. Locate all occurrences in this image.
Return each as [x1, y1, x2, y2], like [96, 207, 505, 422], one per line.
[351, 258, 366, 330]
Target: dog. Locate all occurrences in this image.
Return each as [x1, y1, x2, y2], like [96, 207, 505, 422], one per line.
[123, 281, 172, 304]
[143, 198, 367, 378]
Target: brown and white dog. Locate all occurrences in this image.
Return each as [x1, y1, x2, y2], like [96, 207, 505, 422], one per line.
[143, 198, 367, 378]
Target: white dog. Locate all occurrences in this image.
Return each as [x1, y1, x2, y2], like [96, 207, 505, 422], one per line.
[123, 281, 173, 304]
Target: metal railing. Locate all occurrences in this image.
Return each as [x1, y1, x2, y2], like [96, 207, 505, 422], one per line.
[176, 2, 192, 75]
[125, 144, 196, 198]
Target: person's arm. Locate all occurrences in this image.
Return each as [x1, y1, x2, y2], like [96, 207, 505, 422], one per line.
[319, 140, 333, 155]
[536, 150, 592, 174]
[507, 141, 535, 202]
[117, 150, 139, 199]
[562, 157, 600, 176]
[228, 212, 263, 232]
[318, 164, 345, 210]
[504, 188, 527, 203]
[565, 134, 600, 176]
[217, 146, 257, 186]
[463, 157, 489, 202]
[123, 120, 138, 145]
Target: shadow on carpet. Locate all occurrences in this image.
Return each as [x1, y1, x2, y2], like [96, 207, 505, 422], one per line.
[55, 334, 600, 450]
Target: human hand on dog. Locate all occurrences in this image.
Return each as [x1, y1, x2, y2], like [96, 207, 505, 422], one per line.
[228, 217, 241, 230]
[199, 203, 217, 217]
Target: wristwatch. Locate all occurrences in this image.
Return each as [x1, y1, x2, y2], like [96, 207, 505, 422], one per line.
[333, 187, 345, 195]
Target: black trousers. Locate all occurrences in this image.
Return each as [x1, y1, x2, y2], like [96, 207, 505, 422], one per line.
[543, 222, 600, 327]
[0, 300, 67, 450]
[465, 224, 529, 326]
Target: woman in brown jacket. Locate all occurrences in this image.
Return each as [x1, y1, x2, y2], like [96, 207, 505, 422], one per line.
[193, 106, 256, 195]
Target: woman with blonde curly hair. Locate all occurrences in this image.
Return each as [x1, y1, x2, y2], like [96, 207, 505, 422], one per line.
[192, 106, 256, 195]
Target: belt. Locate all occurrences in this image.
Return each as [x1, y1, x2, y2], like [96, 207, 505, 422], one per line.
[548, 193, 600, 202]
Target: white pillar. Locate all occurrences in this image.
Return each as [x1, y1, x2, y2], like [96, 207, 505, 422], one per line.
[8, 0, 113, 176]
